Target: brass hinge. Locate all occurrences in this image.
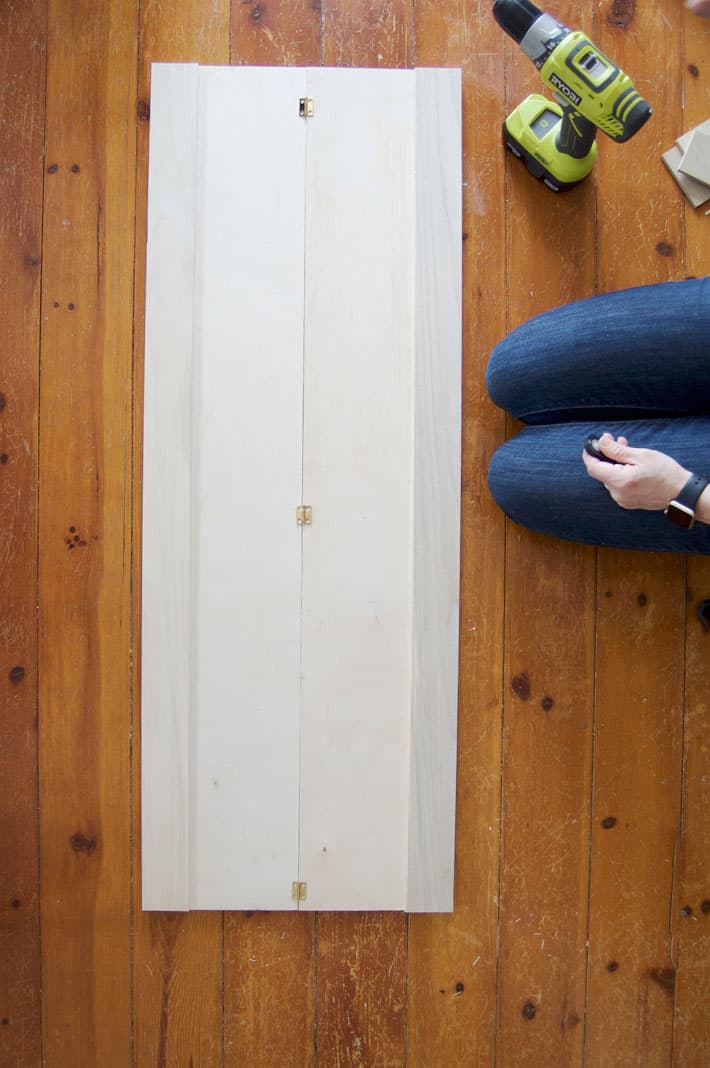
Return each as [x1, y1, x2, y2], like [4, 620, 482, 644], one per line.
[296, 505, 312, 526]
[299, 97, 314, 118]
[291, 881, 307, 902]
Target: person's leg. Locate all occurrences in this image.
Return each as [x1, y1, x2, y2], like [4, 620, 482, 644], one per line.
[487, 417, 710, 553]
[485, 277, 710, 425]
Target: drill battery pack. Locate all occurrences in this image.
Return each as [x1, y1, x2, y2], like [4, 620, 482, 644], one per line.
[503, 93, 597, 193]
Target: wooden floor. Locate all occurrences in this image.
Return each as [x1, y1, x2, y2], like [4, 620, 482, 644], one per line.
[1, 0, 709, 1065]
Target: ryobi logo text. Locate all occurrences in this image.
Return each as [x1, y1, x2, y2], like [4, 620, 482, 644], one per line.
[549, 73, 581, 106]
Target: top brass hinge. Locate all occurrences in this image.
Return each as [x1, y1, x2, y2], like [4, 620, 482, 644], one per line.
[292, 881, 307, 902]
[299, 97, 314, 118]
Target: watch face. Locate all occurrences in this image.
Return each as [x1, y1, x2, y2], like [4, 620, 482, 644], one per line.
[665, 501, 695, 529]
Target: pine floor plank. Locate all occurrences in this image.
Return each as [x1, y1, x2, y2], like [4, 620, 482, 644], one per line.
[225, 912, 315, 1067]
[673, 559, 710, 1067]
[0, 2, 46, 1064]
[406, 0, 505, 1063]
[586, 555, 685, 1068]
[583, 3, 687, 1065]
[323, 0, 411, 67]
[38, 1, 138, 1063]
[317, 913, 408, 1068]
[496, 534, 596, 1068]
[672, 14, 710, 1063]
[230, 0, 322, 65]
[132, 3, 230, 1064]
[495, 4, 598, 1060]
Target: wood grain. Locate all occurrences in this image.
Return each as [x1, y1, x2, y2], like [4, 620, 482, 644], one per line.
[584, 2, 687, 1064]
[585, 555, 685, 1067]
[406, 0, 506, 1060]
[0, 1, 45, 1063]
[671, 13, 710, 1065]
[673, 557, 710, 1067]
[132, 1, 229, 1063]
[225, 911, 315, 1067]
[497, 533, 595, 1068]
[222, 6, 320, 1065]
[495, 4, 598, 1064]
[313, 2, 411, 1062]
[317, 912, 408, 1067]
[231, 0, 322, 65]
[141, 60, 200, 913]
[408, 67, 462, 913]
[38, 1, 137, 1063]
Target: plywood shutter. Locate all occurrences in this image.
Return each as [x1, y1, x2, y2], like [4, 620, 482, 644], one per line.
[141, 64, 462, 912]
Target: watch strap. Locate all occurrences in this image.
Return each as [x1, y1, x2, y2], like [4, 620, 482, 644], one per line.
[664, 473, 709, 529]
[674, 473, 709, 511]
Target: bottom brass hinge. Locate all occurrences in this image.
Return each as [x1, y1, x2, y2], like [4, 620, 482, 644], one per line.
[291, 881, 307, 902]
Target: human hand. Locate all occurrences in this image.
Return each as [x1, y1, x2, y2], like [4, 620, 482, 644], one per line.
[582, 432, 691, 511]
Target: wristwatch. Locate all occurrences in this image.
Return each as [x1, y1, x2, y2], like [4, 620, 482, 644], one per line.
[664, 473, 709, 529]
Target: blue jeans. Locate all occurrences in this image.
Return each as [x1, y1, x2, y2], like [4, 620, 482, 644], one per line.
[486, 277, 710, 553]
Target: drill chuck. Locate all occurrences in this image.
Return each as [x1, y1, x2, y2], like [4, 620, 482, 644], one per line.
[492, 0, 542, 43]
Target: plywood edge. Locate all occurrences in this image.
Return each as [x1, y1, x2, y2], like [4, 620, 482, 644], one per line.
[141, 62, 200, 911]
[407, 68, 462, 913]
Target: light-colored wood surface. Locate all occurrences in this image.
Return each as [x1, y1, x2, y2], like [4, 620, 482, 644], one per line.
[408, 66, 462, 913]
[142, 65, 461, 913]
[3, 0, 710, 1062]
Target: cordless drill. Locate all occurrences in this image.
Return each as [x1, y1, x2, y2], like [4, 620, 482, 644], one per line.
[493, 0, 652, 191]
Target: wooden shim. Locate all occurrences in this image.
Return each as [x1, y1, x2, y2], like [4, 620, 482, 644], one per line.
[0, 1, 45, 1063]
[39, 1, 137, 1062]
[406, 0, 506, 1060]
[133, 5, 229, 1064]
[585, 554, 684, 1067]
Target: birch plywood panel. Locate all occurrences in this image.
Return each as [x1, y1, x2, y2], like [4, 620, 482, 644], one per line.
[298, 68, 416, 912]
[190, 66, 306, 910]
[142, 65, 461, 914]
[142, 62, 199, 912]
[409, 67, 462, 913]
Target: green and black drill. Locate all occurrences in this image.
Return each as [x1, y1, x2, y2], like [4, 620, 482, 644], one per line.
[493, 0, 652, 191]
